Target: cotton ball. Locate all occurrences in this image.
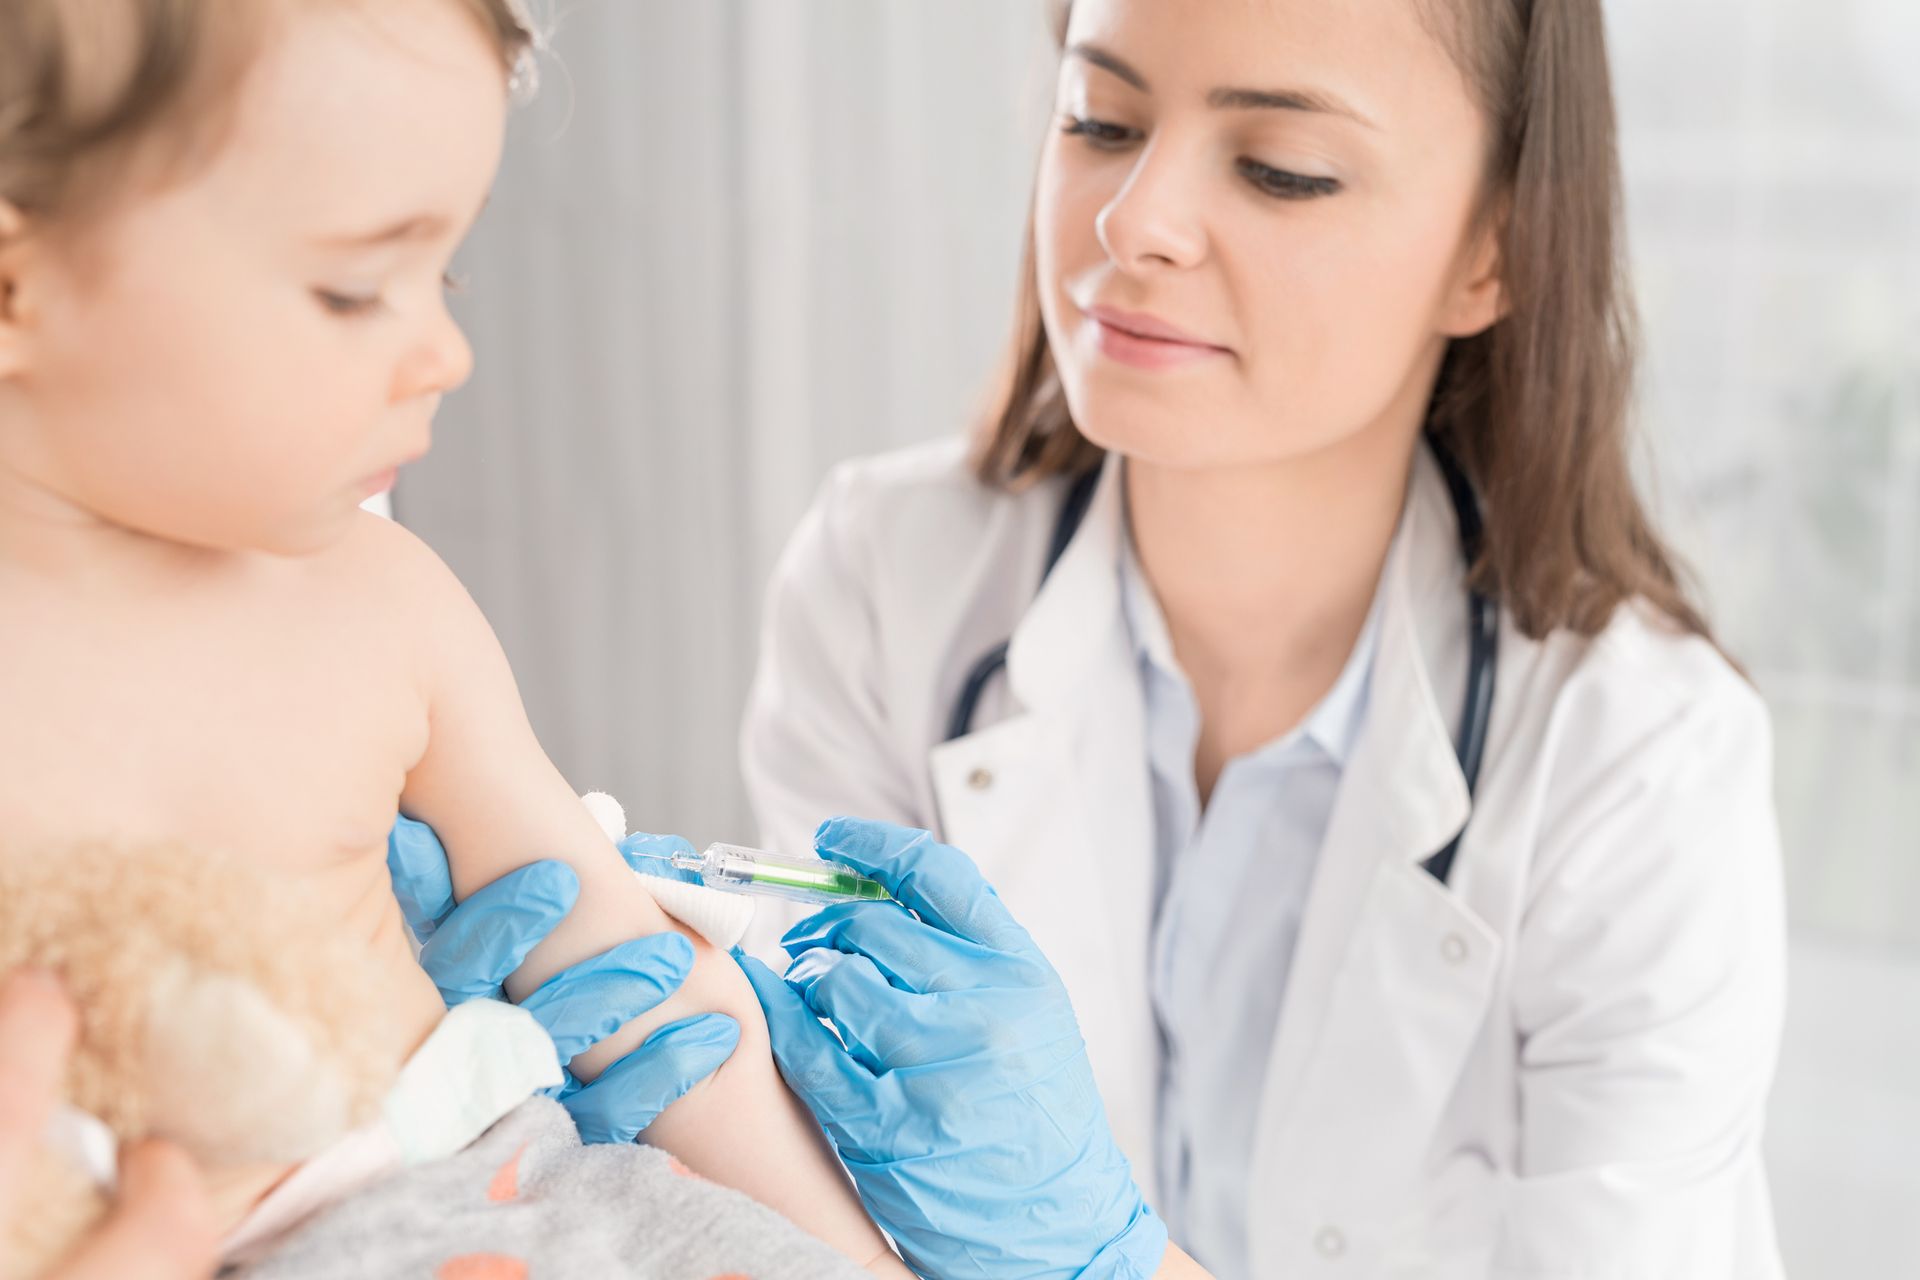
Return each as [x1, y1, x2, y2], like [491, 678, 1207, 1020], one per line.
[579, 791, 627, 842]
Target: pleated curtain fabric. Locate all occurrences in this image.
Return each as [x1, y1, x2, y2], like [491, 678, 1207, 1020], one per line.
[398, 0, 1053, 843]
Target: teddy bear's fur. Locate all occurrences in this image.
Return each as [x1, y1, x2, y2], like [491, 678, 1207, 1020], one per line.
[0, 841, 405, 1279]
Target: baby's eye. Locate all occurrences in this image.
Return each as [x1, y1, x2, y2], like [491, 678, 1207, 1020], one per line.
[442, 270, 469, 295]
[313, 288, 387, 318]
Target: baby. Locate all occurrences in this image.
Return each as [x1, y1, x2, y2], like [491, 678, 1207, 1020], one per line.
[0, 0, 902, 1274]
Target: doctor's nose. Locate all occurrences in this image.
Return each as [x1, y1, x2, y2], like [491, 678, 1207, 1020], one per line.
[1095, 145, 1209, 274]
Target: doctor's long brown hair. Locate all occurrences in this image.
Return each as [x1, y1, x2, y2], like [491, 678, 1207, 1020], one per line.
[974, 0, 1713, 644]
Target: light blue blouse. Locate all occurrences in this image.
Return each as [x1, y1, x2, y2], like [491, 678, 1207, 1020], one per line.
[1118, 527, 1381, 1280]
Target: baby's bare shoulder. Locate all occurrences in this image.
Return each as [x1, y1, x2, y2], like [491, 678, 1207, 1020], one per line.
[308, 512, 481, 630]
[309, 513, 511, 720]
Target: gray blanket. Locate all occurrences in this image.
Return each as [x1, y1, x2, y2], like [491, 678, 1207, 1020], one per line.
[229, 1099, 874, 1280]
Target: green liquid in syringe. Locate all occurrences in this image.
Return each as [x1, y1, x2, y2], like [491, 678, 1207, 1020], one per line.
[750, 866, 892, 900]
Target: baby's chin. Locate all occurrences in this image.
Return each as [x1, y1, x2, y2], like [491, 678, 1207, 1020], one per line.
[101, 501, 368, 562]
[243, 503, 382, 560]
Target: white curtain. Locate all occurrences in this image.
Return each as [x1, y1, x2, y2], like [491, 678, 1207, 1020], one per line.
[399, 2, 1918, 1270]
[401, 0, 1052, 843]
[1605, 3, 1920, 1271]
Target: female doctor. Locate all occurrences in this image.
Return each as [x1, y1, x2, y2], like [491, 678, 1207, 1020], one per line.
[729, 0, 1788, 1276]
[392, 0, 1786, 1276]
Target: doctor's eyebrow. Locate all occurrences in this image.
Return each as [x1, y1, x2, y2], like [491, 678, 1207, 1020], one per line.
[1064, 42, 1379, 131]
[1067, 43, 1151, 92]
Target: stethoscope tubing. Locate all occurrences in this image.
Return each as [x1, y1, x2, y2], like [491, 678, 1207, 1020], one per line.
[945, 434, 1497, 888]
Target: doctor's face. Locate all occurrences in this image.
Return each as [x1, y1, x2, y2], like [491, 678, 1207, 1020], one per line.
[1035, 0, 1506, 472]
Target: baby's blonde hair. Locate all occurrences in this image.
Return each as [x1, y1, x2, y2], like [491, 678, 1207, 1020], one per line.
[0, 0, 536, 226]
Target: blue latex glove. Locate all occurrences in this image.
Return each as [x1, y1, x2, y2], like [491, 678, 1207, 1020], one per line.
[737, 817, 1168, 1280]
[614, 831, 707, 886]
[386, 814, 739, 1143]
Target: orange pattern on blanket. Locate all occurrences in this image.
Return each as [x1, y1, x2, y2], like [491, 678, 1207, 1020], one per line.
[487, 1146, 526, 1202]
[436, 1256, 528, 1280]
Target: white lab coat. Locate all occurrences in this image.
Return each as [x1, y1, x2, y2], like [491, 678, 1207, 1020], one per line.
[740, 437, 1787, 1279]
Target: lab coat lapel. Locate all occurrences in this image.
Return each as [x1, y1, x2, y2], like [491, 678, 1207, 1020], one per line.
[928, 456, 1162, 1192]
[1247, 452, 1505, 1264]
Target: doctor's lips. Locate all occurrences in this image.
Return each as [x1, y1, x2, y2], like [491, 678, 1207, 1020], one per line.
[1083, 304, 1232, 370]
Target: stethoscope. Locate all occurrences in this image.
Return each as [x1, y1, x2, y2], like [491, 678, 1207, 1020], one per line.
[943, 432, 1498, 887]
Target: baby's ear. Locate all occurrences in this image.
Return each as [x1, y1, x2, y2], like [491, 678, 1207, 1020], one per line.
[142, 958, 367, 1166]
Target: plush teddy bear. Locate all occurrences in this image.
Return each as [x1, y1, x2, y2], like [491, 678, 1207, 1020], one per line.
[0, 842, 402, 1280]
[0, 794, 757, 1280]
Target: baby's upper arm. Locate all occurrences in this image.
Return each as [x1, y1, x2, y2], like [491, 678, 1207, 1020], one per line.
[372, 520, 679, 1002]
[358, 522, 905, 1266]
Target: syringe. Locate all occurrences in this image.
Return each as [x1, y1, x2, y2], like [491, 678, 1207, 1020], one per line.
[636, 842, 894, 908]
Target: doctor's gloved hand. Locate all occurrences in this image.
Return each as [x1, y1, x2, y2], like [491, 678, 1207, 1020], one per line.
[736, 817, 1168, 1280]
[385, 815, 739, 1143]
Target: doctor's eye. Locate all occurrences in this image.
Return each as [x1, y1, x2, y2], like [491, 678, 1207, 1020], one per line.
[1236, 158, 1342, 201]
[1060, 115, 1141, 150]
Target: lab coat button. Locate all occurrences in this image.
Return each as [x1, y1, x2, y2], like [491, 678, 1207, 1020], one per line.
[1441, 933, 1470, 965]
[967, 767, 995, 791]
[1314, 1226, 1347, 1259]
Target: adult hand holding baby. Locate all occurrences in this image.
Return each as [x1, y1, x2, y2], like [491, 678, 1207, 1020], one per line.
[387, 816, 741, 1144]
[0, 971, 218, 1280]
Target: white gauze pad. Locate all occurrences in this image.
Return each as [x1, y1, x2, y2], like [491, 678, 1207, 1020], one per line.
[579, 791, 755, 951]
